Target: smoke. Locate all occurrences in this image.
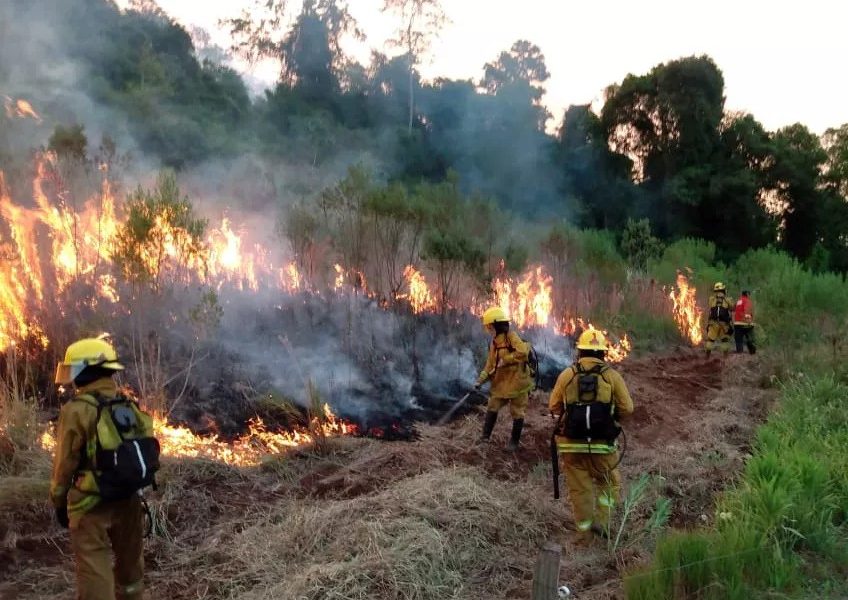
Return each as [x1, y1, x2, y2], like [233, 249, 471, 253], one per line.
[165, 284, 576, 433]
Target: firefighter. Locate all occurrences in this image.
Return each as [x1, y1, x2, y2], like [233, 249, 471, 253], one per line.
[50, 338, 145, 600]
[549, 330, 634, 543]
[733, 290, 756, 354]
[475, 307, 534, 449]
[705, 282, 734, 357]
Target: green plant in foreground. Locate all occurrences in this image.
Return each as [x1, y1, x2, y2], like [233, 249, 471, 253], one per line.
[625, 375, 848, 599]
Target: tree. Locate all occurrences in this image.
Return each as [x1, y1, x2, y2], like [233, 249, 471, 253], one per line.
[823, 123, 848, 197]
[381, 0, 448, 133]
[113, 171, 207, 292]
[767, 124, 828, 261]
[557, 104, 638, 230]
[227, 0, 362, 93]
[601, 56, 726, 237]
[621, 218, 663, 271]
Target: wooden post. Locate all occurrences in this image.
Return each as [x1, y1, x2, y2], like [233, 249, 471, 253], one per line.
[531, 541, 562, 600]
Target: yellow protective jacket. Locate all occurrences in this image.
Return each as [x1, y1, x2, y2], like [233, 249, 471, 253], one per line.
[476, 331, 534, 399]
[548, 357, 634, 454]
[50, 378, 119, 517]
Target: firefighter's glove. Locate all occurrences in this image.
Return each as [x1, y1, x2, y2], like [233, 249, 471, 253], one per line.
[55, 505, 69, 529]
[473, 382, 482, 391]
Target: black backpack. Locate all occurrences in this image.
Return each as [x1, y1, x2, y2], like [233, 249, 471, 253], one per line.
[556, 363, 620, 442]
[78, 393, 161, 501]
[709, 296, 732, 324]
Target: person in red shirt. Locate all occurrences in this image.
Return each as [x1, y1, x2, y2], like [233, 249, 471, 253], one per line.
[733, 290, 756, 354]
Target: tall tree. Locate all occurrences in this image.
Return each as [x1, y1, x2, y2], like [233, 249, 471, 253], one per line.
[601, 56, 725, 236]
[381, 0, 448, 133]
[227, 0, 362, 89]
[767, 124, 830, 261]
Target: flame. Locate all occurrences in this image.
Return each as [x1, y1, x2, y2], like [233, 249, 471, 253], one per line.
[400, 265, 437, 314]
[283, 262, 302, 292]
[490, 264, 553, 329]
[559, 318, 631, 363]
[0, 157, 117, 349]
[3, 97, 41, 122]
[332, 264, 367, 293]
[40, 403, 357, 467]
[205, 218, 266, 290]
[668, 271, 703, 345]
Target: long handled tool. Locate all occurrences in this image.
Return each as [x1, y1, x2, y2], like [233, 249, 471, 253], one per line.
[436, 392, 473, 426]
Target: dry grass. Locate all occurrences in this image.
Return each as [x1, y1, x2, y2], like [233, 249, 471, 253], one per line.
[148, 466, 563, 600]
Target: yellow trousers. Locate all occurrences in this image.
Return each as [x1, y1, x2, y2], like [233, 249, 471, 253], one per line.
[69, 496, 145, 600]
[487, 392, 529, 419]
[705, 322, 732, 354]
[561, 452, 620, 536]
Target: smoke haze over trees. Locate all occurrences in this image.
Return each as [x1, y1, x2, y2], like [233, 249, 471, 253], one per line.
[2, 0, 848, 271]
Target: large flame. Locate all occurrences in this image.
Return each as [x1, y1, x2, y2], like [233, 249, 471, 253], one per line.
[668, 271, 703, 346]
[491, 264, 553, 329]
[39, 403, 357, 467]
[400, 265, 437, 314]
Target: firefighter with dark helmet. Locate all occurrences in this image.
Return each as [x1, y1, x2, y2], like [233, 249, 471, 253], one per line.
[475, 307, 534, 449]
[549, 329, 634, 543]
[51, 337, 155, 600]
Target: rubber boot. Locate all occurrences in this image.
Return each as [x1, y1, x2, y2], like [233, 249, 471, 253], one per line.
[507, 418, 524, 450]
[479, 411, 498, 442]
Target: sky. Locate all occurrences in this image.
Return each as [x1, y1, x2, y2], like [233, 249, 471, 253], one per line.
[130, 0, 847, 134]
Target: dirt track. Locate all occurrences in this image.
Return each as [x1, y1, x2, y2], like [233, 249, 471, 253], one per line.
[0, 348, 775, 600]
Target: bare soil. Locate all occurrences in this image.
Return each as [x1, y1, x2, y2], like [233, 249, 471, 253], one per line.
[0, 348, 775, 600]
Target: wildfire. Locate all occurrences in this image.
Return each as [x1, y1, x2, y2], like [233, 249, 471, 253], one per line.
[668, 271, 703, 345]
[491, 265, 553, 329]
[3, 97, 42, 122]
[400, 265, 437, 314]
[206, 218, 267, 291]
[40, 403, 358, 467]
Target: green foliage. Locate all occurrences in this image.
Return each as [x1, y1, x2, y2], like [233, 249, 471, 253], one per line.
[112, 171, 208, 289]
[621, 218, 664, 271]
[728, 248, 848, 347]
[625, 376, 848, 599]
[47, 124, 88, 162]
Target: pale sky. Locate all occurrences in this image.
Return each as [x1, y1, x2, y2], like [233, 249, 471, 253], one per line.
[134, 0, 847, 134]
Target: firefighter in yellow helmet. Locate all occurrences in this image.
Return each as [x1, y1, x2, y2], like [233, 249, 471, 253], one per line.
[705, 282, 734, 357]
[475, 307, 534, 449]
[51, 338, 146, 600]
[549, 329, 634, 543]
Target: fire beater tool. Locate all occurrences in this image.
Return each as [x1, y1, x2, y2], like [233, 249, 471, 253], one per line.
[436, 390, 483, 426]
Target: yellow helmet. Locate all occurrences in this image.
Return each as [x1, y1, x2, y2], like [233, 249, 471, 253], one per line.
[55, 337, 124, 384]
[481, 306, 508, 325]
[576, 329, 607, 351]
[713, 282, 726, 292]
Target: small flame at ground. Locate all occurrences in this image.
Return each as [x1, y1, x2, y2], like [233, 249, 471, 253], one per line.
[668, 271, 703, 346]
